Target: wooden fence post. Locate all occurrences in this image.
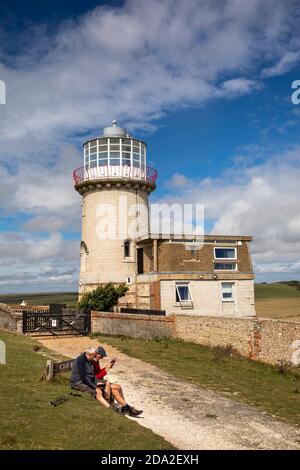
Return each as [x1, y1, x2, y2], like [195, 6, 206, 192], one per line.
[46, 360, 54, 381]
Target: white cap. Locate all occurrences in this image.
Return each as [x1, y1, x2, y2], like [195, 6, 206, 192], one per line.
[103, 120, 126, 137]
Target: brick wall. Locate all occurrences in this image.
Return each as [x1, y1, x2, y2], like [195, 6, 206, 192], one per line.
[157, 241, 252, 273]
[91, 311, 175, 339]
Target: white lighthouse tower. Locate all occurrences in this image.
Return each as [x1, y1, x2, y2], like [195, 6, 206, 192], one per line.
[73, 121, 157, 297]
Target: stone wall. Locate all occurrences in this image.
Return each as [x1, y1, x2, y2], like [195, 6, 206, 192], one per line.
[0, 303, 23, 333]
[91, 311, 175, 339]
[91, 309, 300, 366]
[258, 319, 300, 365]
[175, 315, 300, 365]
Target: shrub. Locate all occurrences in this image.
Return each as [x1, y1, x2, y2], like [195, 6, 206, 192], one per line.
[277, 360, 293, 375]
[212, 345, 241, 362]
[78, 283, 128, 312]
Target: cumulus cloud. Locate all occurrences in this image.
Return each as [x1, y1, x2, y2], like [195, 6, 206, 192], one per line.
[0, 0, 300, 289]
[163, 146, 300, 280]
[261, 50, 300, 78]
[0, 0, 299, 159]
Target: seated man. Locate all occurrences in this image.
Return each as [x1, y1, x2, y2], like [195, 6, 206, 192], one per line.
[70, 347, 111, 409]
[94, 346, 143, 417]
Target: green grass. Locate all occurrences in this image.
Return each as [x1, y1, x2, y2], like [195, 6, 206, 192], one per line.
[255, 283, 300, 299]
[255, 283, 300, 320]
[92, 334, 300, 427]
[0, 292, 78, 307]
[0, 330, 174, 450]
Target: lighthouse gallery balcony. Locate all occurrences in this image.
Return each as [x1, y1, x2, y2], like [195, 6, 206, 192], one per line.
[73, 163, 157, 185]
[73, 134, 157, 191]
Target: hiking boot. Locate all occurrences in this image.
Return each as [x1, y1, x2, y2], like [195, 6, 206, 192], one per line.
[110, 403, 122, 413]
[128, 407, 143, 417]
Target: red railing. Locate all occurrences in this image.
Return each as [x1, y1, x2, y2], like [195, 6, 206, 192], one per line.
[73, 165, 157, 185]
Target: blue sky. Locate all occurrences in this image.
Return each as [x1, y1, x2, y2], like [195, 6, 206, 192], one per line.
[0, 0, 300, 292]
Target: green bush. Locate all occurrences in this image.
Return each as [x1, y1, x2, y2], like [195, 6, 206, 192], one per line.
[78, 283, 128, 312]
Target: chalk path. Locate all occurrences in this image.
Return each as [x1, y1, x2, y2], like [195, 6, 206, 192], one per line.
[38, 336, 300, 450]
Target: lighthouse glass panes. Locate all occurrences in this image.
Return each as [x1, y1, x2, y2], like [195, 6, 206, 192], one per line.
[84, 138, 146, 170]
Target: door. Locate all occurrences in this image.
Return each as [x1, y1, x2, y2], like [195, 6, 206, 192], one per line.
[137, 248, 144, 274]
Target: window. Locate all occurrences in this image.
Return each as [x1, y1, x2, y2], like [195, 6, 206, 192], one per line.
[80, 241, 88, 272]
[222, 282, 234, 302]
[214, 247, 237, 259]
[124, 240, 131, 258]
[214, 262, 237, 270]
[175, 283, 192, 302]
[83, 137, 147, 171]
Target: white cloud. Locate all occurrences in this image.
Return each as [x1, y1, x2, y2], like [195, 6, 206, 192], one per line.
[261, 51, 300, 78]
[218, 78, 261, 97]
[0, 0, 299, 160]
[0, 0, 300, 290]
[163, 146, 300, 280]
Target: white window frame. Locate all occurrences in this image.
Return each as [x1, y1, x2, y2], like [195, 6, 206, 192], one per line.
[214, 247, 237, 260]
[175, 282, 192, 303]
[214, 262, 238, 271]
[221, 282, 235, 302]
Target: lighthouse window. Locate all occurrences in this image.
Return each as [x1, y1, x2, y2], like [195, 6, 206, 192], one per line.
[99, 157, 108, 166]
[124, 240, 131, 258]
[122, 155, 131, 166]
[110, 152, 120, 165]
[83, 136, 147, 172]
[110, 144, 120, 151]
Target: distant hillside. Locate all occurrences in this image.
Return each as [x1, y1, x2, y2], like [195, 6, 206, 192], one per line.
[255, 282, 300, 321]
[0, 292, 78, 306]
[255, 282, 300, 299]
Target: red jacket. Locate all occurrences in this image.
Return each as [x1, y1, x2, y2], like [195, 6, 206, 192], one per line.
[93, 359, 107, 380]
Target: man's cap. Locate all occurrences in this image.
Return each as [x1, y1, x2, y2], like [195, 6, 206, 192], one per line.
[96, 346, 107, 357]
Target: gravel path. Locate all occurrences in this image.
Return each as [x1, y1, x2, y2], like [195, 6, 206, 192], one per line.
[38, 336, 300, 450]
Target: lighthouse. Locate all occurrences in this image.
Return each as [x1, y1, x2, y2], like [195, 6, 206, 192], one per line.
[73, 121, 255, 317]
[73, 121, 157, 298]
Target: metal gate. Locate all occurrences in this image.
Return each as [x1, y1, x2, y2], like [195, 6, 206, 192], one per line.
[23, 308, 91, 336]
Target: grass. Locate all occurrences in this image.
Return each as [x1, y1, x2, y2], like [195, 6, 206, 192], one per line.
[0, 330, 174, 450]
[255, 283, 300, 299]
[0, 292, 78, 307]
[255, 283, 300, 321]
[92, 334, 300, 427]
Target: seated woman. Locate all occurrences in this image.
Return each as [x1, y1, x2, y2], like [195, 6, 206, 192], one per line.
[93, 346, 143, 417]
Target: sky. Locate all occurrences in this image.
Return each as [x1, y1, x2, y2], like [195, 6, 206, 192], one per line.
[0, 0, 300, 292]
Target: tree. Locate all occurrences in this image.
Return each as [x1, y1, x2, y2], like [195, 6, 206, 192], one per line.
[78, 283, 128, 312]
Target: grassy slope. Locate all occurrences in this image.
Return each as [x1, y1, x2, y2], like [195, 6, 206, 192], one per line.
[255, 283, 300, 299]
[0, 330, 174, 450]
[92, 334, 300, 427]
[255, 284, 300, 320]
[0, 292, 78, 307]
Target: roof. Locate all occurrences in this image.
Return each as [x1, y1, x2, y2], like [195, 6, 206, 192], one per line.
[135, 234, 253, 243]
